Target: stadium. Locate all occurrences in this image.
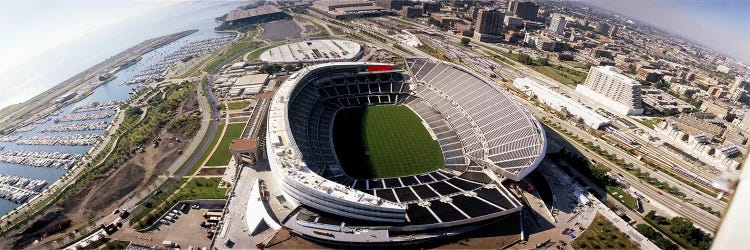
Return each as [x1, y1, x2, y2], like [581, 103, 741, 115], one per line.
[266, 58, 546, 244]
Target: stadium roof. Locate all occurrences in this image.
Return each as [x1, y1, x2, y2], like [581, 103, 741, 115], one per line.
[225, 5, 283, 22]
[260, 39, 363, 63]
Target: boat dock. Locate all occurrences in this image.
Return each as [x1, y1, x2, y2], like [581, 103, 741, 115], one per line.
[40, 121, 109, 133]
[0, 135, 21, 142]
[16, 134, 100, 146]
[126, 35, 234, 84]
[71, 100, 123, 113]
[54, 111, 114, 123]
[0, 150, 83, 169]
[0, 174, 47, 204]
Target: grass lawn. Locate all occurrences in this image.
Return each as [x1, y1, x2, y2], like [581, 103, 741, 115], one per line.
[637, 117, 664, 129]
[332, 105, 444, 178]
[606, 186, 638, 210]
[205, 123, 245, 166]
[221, 101, 250, 110]
[531, 65, 587, 86]
[246, 45, 272, 61]
[572, 213, 640, 249]
[174, 177, 228, 200]
[188, 124, 225, 175]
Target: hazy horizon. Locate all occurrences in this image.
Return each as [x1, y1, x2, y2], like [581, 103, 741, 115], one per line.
[580, 0, 750, 66]
[0, 0, 748, 111]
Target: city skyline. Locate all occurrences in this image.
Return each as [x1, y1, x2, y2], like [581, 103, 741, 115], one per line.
[581, 0, 750, 66]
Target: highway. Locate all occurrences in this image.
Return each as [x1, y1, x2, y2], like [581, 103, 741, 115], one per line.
[533, 106, 720, 232]
[535, 107, 727, 212]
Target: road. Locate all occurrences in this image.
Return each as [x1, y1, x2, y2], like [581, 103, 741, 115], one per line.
[542, 113, 720, 232]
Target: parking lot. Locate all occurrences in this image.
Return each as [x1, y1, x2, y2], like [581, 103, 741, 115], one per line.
[114, 203, 222, 249]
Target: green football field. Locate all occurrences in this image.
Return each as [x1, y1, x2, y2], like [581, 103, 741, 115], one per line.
[332, 105, 444, 178]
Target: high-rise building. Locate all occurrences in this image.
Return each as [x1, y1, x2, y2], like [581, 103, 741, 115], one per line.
[513, 1, 538, 20]
[401, 6, 422, 18]
[730, 77, 749, 94]
[473, 9, 505, 42]
[375, 0, 417, 11]
[608, 25, 618, 37]
[507, 0, 517, 13]
[421, 2, 441, 13]
[548, 13, 566, 35]
[595, 22, 610, 35]
[576, 66, 644, 115]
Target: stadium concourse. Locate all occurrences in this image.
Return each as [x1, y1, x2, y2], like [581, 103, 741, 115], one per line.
[265, 59, 546, 245]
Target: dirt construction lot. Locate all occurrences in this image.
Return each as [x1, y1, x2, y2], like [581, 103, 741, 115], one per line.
[1, 91, 201, 249]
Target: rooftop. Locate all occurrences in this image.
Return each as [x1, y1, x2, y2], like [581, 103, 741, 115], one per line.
[260, 39, 363, 63]
[230, 138, 257, 151]
[225, 5, 283, 22]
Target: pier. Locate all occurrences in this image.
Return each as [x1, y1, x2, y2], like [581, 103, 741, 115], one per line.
[54, 111, 114, 123]
[126, 35, 234, 84]
[0, 174, 47, 204]
[14, 125, 36, 133]
[0, 135, 21, 142]
[0, 150, 83, 169]
[16, 134, 100, 146]
[71, 100, 122, 113]
[40, 121, 109, 133]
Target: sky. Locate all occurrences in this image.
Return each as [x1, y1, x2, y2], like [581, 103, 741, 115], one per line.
[580, 0, 750, 64]
[0, 0, 176, 76]
[0, 0, 190, 110]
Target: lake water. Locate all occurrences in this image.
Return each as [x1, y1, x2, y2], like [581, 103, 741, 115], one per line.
[0, 1, 243, 216]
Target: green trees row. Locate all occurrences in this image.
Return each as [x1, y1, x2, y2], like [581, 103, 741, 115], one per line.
[645, 211, 712, 250]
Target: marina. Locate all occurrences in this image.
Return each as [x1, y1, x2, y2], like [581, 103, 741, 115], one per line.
[71, 100, 123, 113]
[0, 174, 47, 203]
[126, 35, 234, 84]
[40, 121, 109, 133]
[14, 125, 36, 133]
[33, 117, 52, 124]
[0, 0, 244, 218]
[0, 150, 81, 169]
[0, 135, 21, 142]
[16, 134, 100, 146]
[54, 111, 114, 123]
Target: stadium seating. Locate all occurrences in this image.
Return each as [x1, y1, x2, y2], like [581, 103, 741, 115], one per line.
[272, 62, 544, 232]
[406, 58, 545, 179]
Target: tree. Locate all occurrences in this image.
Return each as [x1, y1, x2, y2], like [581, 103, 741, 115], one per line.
[460, 37, 470, 46]
[635, 224, 660, 239]
[125, 107, 143, 117]
[653, 79, 670, 90]
[517, 54, 534, 65]
[669, 217, 694, 238]
[627, 63, 637, 74]
[260, 64, 282, 74]
[283, 64, 297, 72]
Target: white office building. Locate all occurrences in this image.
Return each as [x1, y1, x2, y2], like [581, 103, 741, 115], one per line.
[576, 66, 644, 115]
[514, 77, 610, 129]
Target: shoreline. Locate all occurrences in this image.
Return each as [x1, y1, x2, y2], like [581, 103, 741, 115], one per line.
[0, 29, 199, 135]
[0, 29, 203, 227]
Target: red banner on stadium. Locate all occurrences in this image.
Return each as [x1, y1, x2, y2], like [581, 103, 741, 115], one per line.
[367, 65, 393, 72]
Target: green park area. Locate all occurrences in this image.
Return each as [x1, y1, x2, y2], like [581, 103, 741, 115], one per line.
[572, 213, 640, 249]
[205, 123, 245, 166]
